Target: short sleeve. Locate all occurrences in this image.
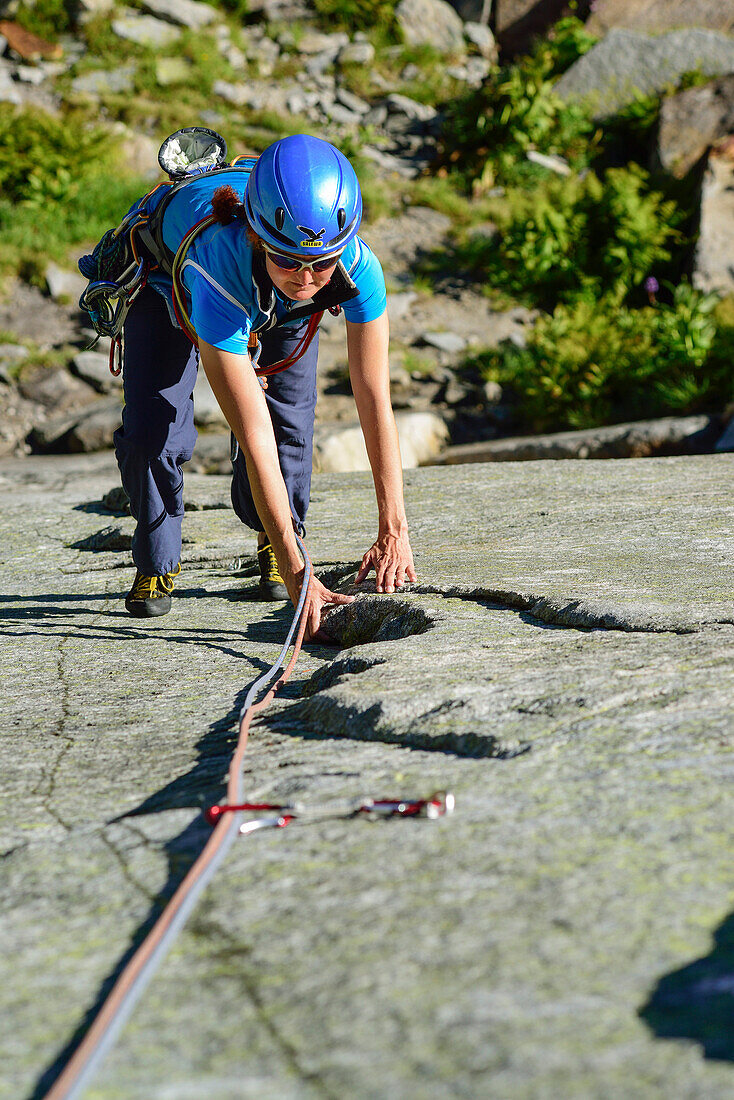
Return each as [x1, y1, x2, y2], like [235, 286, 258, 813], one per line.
[341, 238, 387, 324]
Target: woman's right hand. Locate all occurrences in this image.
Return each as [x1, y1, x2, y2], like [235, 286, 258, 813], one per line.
[286, 569, 355, 642]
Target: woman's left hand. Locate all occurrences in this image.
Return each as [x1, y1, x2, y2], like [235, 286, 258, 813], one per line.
[355, 531, 417, 593]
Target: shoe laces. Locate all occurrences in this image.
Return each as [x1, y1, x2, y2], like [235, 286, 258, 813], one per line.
[130, 563, 181, 600]
[259, 542, 284, 583]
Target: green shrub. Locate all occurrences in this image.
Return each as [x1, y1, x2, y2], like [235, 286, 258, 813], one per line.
[0, 109, 148, 283]
[313, 0, 398, 35]
[433, 166, 682, 310]
[466, 284, 730, 431]
[439, 17, 599, 191]
[15, 0, 75, 40]
[0, 108, 106, 207]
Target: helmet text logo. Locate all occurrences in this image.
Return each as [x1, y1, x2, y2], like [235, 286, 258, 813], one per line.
[298, 225, 325, 248]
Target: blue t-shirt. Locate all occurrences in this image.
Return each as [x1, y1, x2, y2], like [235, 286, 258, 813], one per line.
[147, 167, 386, 354]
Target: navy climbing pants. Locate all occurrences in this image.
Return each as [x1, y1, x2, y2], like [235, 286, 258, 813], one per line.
[114, 286, 318, 576]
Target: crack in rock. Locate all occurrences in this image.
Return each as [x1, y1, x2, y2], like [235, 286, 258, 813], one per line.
[408, 584, 702, 634]
[301, 656, 387, 698]
[36, 642, 75, 833]
[189, 915, 339, 1100]
[271, 577, 724, 759]
[319, 595, 434, 647]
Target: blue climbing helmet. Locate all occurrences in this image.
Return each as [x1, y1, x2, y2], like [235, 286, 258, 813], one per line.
[245, 134, 362, 257]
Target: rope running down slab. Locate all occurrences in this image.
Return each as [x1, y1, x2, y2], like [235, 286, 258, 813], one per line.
[44, 536, 314, 1100]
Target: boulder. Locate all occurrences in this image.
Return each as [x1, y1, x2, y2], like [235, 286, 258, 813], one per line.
[692, 147, 734, 296]
[15, 65, 45, 85]
[0, 344, 29, 376]
[116, 128, 160, 178]
[111, 14, 182, 48]
[28, 410, 82, 451]
[464, 21, 497, 61]
[0, 387, 43, 454]
[315, 411, 449, 472]
[554, 29, 734, 119]
[387, 292, 418, 322]
[45, 262, 87, 303]
[246, 0, 311, 17]
[0, 59, 19, 104]
[66, 400, 123, 452]
[337, 41, 375, 66]
[294, 30, 348, 56]
[321, 96, 362, 126]
[76, 0, 116, 20]
[361, 145, 422, 179]
[386, 92, 438, 123]
[186, 432, 231, 474]
[71, 350, 121, 394]
[18, 366, 98, 412]
[27, 396, 122, 452]
[335, 87, 370, 115]
[71, 67, 136, 95]
[140, 0, 218, 30]
[586, 0, 734, 37]
[420, 331, 467, 354]
[657, 73, 734, 177]
[212, 79, 252, 107]
[436, 415, 718, 463]
[0, 279, 81, 347]
[446, 0, 490, 19]
[445, 56, 492, 86]
[395, 0, 465, 52]
[493, 0, 570, 56]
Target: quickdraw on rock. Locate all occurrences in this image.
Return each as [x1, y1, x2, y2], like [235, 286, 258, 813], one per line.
[205, 791, 455, 832]
[206, 787, 455, 827]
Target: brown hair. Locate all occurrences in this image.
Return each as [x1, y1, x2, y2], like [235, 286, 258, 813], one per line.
[211, 184, 263, 250]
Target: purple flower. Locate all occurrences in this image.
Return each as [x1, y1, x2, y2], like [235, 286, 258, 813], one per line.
[644, 276, 659, 294]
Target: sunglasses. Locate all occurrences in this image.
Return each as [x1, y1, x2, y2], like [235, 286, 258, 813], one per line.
[263, 245, 343, 273]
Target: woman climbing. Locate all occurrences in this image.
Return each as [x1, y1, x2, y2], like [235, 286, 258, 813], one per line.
[104, 132, 417, 639]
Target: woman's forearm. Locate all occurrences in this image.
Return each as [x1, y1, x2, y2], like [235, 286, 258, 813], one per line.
[346, 315, 408, 533]
[356, 395, 408, 533]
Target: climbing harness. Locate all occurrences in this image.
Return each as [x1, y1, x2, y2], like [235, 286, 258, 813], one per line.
[43, 537, 454, 1100]
[78, 127, 359, 382]
[169, 216, 359, 378]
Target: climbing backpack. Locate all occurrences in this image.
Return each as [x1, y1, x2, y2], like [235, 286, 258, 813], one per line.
[78, 127, 231, 373]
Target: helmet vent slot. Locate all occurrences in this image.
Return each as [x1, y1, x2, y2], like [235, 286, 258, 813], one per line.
[337, 208, 346, 229]
[275, 207, 285, 230]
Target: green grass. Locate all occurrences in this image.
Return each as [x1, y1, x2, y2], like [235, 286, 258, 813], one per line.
[0, 170, 151, 285]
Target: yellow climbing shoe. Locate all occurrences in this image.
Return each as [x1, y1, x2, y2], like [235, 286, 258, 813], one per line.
[257, 541, 288, 601]
[125, 563, 181, 618]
